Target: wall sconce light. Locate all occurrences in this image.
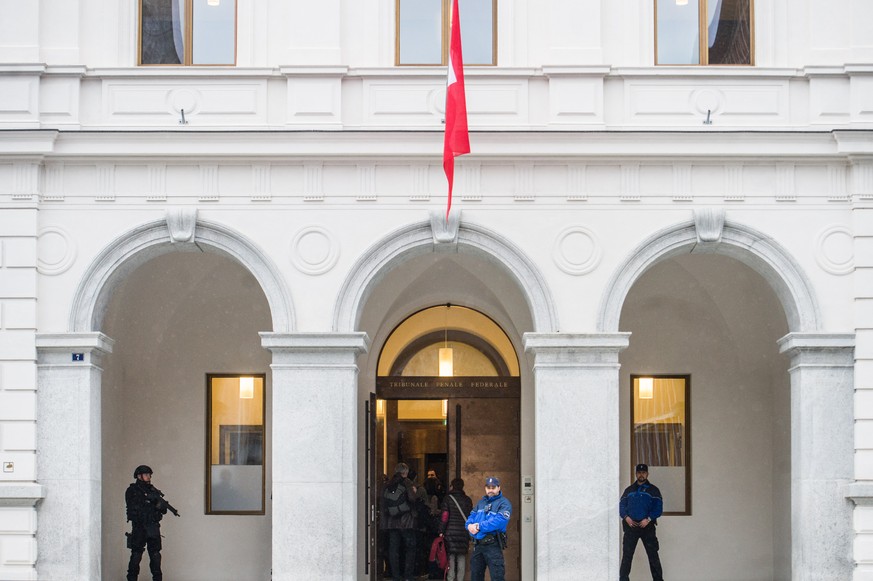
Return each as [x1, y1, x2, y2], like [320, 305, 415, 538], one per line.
[639, 377, 654, 399]
[207, 0, 220, 6]
[439, 303, 453, 377]
[239, 376, 254, 399]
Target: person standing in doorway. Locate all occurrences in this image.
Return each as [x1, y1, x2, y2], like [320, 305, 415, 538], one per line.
[382, 462, 417, 581]
[439, 478, 474, 581]
[619, 463, 664, 581]
[125, 465, 179, 581]
[465, 476, 512, 581]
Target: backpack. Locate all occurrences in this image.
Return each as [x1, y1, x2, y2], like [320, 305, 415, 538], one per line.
[383, 481, 411, 516]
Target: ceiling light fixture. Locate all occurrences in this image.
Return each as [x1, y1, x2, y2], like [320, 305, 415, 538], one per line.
[439, 303, 453, 377]
[239, 376, 254, 399]
[639, 377, 654, 400]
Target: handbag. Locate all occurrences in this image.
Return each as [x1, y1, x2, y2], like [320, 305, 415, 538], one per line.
[429, 535, 448, 571]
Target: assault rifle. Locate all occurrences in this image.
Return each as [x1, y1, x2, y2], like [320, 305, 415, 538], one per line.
[146, 486, 181, 518]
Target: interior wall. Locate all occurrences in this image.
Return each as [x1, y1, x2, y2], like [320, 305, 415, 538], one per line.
[101, 251, 273, 581]
[619, 254, 790, 581]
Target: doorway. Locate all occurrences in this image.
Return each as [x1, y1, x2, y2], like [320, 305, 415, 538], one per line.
[366, 305, 522, 580]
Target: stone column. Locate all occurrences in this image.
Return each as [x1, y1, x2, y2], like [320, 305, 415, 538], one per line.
[778, 333, 855, 580]
[35, 333, 114, 581]
[523, 332, 630, 580]
[260, 332, 369, 581]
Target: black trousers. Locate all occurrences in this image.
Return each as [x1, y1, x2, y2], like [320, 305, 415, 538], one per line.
[388, 528, 416, 580]
[619, 521, 663, 581]
[470, 540, 504, 581]
[127, 525, 162, 581]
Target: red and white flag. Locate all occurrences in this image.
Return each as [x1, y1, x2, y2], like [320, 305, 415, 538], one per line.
[443, 0, 470, 220]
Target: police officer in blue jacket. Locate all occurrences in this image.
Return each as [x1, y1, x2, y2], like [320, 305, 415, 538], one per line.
[619, 464, 664, 581]
[465, 476, 512, 581]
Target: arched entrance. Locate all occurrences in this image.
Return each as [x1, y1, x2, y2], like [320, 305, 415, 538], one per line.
[619, 253, 790, 580]
[340, 216, 553, 581]
[35, 216, 292, 581]
[100, 251, 273, 580]
[602, 214, 854, 580]
[370, 305, 521, 580]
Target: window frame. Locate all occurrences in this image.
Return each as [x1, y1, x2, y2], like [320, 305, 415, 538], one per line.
[137, 0, 239, 66]
[394, 0, 498, 66]
[205, 372, 267, 516]
[654, 0, 754, 66]
[630, 374, 692, 516]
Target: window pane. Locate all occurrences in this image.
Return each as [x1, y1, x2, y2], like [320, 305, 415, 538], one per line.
[707, 0, 751, 64]
[632, 376, 688, 513]
[208, 375, 265, 514]
[399, 0, 443, 65]
[141, 0, 184, 64]
[459, 0, 493, 65]
[400, 342, 500, 377]
[656, 0, 700, 65]
[193, 0, 236, 65]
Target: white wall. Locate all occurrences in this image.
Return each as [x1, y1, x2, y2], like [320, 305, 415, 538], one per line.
[619, 254, 791, 580]
[100, 251, 273, 581]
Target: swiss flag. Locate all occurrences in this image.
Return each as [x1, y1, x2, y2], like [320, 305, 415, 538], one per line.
[443, 0, 470, 220]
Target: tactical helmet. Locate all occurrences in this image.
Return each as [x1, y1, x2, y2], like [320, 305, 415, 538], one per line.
[133, 465, 153, 478]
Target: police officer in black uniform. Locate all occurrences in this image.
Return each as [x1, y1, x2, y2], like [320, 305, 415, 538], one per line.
[126, 465, 179, 581]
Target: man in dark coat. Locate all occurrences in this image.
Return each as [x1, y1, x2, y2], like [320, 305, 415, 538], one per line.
[125, 465, 178, 581]
[619, 463, 664, 581]
[382, 462, 417, 581]
[439, 478, 474, 581]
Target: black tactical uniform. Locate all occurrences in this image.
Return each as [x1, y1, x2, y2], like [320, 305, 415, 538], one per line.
[126, 465, 171, 581]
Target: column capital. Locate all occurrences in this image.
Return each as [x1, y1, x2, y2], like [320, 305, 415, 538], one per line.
[778, 332, 855, 366]
[35, 332, 114, 366]
[259, 332, 369, 352]
[523, 332, 630, 367]
[523, 332, 630, 352]
[260, 332, 369, 367]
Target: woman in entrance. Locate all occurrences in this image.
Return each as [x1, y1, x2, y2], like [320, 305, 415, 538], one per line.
[439, 478, 474, 581]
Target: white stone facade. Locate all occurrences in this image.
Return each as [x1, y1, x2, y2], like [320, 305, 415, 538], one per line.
[1, 0, 872, 580]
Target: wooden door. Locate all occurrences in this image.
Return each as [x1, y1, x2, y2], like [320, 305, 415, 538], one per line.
[447, 397, 521, 581]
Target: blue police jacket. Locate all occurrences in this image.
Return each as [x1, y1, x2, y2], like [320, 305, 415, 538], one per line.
[465, 492, 512, 539]
[619, 480, 663, 523]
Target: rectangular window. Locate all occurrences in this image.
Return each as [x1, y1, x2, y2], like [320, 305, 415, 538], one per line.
[396, 0, 496, 66]
[631, 375, 690, 515]
[207, 374, 265, 515]
[139, 0, 237, 66]
[655, 0, 753, 65]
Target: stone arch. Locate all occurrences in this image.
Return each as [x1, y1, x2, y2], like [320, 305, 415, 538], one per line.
[333, 219, 558, 333]
[69, 218, 294, 333]
[597, 218, 820, 333]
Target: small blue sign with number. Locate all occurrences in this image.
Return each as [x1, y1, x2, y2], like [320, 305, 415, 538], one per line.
[72, 353, 84, 361]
